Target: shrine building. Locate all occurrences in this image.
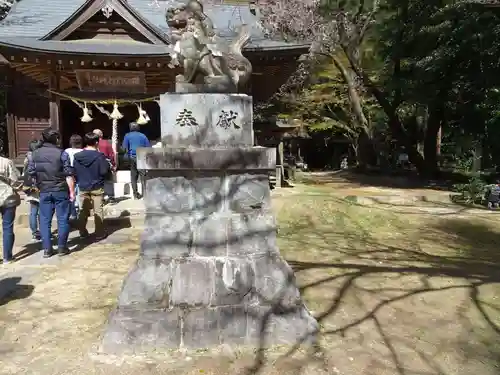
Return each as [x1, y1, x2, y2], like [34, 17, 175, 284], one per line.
[0, 0, 308, 165]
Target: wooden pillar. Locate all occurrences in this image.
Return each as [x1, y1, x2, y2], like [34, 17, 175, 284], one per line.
[276, 140, 284, 188]
[48, 71, 61, 136]
[5, 70, 16, 159]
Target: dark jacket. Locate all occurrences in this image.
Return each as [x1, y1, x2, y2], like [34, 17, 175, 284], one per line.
[29, 143, 72, 193]
[73, 149, 110, 192]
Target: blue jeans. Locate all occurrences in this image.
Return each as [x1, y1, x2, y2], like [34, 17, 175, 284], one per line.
[1, 206, 16, 261]
[29, 201, 39, 235]
[39, 191, 70, 250]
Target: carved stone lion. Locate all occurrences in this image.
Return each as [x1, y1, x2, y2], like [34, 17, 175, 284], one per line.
[166, 0, 253, 93]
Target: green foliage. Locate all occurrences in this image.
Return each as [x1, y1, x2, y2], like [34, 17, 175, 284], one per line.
[452, 177, 488, 205]
[272, 0, 500, 172]
[279, 60, 385, 140]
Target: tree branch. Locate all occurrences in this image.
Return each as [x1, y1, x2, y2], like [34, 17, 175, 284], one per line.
[332, 54, 369, 132]
[358, 0, 380, 43]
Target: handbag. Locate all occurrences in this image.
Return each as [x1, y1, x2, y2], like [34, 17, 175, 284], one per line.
[0, 180, 21, 208]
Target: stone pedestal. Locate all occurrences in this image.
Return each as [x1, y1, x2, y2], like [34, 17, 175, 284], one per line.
[101, 94, 318, 354]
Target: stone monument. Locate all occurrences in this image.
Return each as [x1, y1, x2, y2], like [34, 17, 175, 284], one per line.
[100, 0, 318, 354]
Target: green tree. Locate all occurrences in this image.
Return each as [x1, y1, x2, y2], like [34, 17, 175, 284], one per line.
[259, 0, 500, 176]
[373, 0, 500, 174]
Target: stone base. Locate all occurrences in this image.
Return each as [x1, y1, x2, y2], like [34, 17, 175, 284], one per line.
[102, 215, 318, 353]
[101, 252, 317, 353]
[102, 304, 317, 353]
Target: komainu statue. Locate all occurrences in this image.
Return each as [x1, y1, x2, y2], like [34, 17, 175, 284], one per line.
[166, 0, 253, 93]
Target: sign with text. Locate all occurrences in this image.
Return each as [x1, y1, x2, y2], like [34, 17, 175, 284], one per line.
[75, 70, 147, 93]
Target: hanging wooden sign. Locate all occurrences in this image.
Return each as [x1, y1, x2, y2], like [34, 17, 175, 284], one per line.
[75, 70, 146, 93]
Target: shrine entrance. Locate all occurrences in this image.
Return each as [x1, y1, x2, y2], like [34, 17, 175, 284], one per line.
[59, 94, 161, 170]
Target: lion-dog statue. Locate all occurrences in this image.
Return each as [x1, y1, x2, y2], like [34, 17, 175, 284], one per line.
[166, 0, 253, 93]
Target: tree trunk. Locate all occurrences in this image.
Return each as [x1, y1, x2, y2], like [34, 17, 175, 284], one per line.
[332, 55, 377, 167]
[415, 104, 428, 156]
[423, 121, 440, 176]
[356, 129, 377, 168]
[423, 100, 446, 177]
[472, 142, 482, 173]
[342, 48, 427, 174]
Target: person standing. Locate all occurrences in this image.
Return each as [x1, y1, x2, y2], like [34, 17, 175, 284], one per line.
[93, 129, 116, 203]
[23, 139, 42, 241]
[28, 128, 75, 258]
[0, 154, 21, 264]
[64, 134, 83, 220]
[122, 122, 150, 199]
[73, 132, 110, 240]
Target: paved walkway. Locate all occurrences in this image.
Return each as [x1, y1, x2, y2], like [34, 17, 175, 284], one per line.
[0, 198, 146, 300]
[15, 197, 145, 226]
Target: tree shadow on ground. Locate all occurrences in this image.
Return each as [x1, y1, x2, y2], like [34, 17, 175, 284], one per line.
[245, 214, 500, 375]
[300, 170, 468, 192]
[14, 217, 132, 261]
[0, 276, 34, 306]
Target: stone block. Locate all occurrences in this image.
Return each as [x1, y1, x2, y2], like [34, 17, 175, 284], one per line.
[101, 308, 182, 354]
[191, 214, 229, 257]
[246, 305, 318, 347]
[159, 93, 253, 147]
[117, 258, 173, 308]
[227, 173, 271, 212]
[182, 307, 221, 349]
[218, 305, 248, 345]
[136, 147, 275, 171]
[211, 258, 254, 306]
[144, 177, 195, 214]
[181, 305, 249, 348]
[170, 258, 215, 307]
[251, 253, 302, 308]
[140, 214, 191, 259]
[191, 176, 225, 216]
[144, 176, 223, 216]
[228, 211, 278, 257]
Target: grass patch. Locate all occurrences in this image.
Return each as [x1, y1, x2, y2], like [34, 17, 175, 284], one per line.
[275, 187, 500, 374]
[1, 183, 500, 375]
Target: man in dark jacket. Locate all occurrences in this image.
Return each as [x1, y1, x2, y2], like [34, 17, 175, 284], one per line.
[28, 128, 75, 258]
[73, 132, 110, 240]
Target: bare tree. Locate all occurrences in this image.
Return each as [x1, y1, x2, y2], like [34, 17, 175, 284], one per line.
[257, 0, 381, 166]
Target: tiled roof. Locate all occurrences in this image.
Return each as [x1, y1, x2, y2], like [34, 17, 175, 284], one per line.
[0, 0, 86, 38]
[0, 37, 172, 55]
[0, 0, 308, 52]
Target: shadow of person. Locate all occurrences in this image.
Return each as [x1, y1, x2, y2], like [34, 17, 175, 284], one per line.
[0, 277, 34, 306]
[15, 217, 134, 261]
[66, 216, 133, 253]
[15, 231, 61, 262]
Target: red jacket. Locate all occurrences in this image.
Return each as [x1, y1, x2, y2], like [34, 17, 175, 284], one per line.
[98, 139, 115, 168]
